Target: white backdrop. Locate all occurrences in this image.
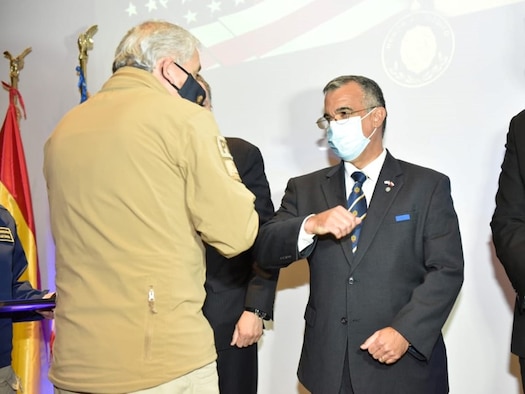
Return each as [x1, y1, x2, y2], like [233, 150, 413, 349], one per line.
[1, 0, 525, 392]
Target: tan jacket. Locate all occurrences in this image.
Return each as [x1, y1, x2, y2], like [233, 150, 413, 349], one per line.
[44, 67, 258, 393]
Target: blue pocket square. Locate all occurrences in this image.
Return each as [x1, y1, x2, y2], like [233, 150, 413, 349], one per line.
[395, 214, 410, 222]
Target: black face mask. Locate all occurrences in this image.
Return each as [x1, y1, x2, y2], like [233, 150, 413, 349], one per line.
[169, 63, 206, 106]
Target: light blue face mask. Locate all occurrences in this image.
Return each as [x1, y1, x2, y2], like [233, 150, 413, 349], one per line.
[327, 109, 376, 162]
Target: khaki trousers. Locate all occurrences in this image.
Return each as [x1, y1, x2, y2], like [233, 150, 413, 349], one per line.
[54, 361, 219, 394]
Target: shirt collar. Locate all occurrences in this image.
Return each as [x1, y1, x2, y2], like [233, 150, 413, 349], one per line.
[344, 148, 387, 182]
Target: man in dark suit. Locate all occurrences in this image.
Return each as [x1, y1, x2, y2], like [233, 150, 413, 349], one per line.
[197, 75, 278, 394]
[254, 75, 464, 394]
[491, 109, 525, 392]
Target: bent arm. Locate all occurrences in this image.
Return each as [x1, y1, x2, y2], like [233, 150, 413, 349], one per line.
[491, 114, 525, 295]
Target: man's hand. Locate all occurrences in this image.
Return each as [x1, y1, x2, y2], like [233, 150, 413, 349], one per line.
[304, 206, 361, 239]
[230, 311, 264, 348]
[360, 327, 409, 365]
[37, 291, 55, 319]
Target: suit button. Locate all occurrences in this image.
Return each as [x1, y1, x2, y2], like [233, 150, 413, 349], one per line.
[341, 317, 348, 324]
[348, 277, 354, 285]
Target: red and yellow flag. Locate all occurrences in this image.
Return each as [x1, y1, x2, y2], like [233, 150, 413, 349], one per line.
[0, 82, 42, 393]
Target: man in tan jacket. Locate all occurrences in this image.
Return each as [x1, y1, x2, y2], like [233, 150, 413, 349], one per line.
[44, 20, 258, 394]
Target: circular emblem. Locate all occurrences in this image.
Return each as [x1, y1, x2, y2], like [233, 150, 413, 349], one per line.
[382, 11, 455, 88]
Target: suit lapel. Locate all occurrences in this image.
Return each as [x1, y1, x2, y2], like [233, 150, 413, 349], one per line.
[321, 162, 355, 265]
[321, 162, 346, 207]
[351, 151, 404, 270]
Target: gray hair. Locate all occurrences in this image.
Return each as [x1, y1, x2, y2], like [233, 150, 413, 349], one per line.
[112, 20, 200, 73]
[323, 75, 387, 132]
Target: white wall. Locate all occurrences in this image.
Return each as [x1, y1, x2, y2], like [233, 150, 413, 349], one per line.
[1, 0, 525, 392]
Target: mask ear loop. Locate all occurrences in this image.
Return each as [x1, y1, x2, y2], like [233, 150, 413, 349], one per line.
[161, 60, 181, 90]
[172, 62, 192, 92]
[367, 127, 378, 141]
[361, 107, 376, 120]
[362, 107, 378, 140]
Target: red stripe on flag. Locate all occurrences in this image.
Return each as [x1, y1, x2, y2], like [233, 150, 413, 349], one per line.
[0, 82, 35, 232]
[0, 81, 42, 394]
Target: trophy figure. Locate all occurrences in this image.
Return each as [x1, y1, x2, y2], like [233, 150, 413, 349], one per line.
[78, 25, 98, 79]
[77, 25, 98, 102]
[3, 47, 32, 90]
[3, 48, 32, 120]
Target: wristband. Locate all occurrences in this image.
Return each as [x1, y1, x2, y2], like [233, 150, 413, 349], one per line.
[245, 307, 269, 320]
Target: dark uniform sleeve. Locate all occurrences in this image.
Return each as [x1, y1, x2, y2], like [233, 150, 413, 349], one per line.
[0, 206, 48, 321]
[491, 110, 525, 299]
[228, 139, 279, 320]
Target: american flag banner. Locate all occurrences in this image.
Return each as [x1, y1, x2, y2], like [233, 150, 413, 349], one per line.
[121, 0, 403, 68]
[0, 82, 42, 394]
[114, 0, 524, 83]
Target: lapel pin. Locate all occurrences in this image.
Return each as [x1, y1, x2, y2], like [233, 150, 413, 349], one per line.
[384, 180, 395, 192]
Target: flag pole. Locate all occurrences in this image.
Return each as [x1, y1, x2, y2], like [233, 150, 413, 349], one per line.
[77, 25, 98, 103]
[1, 47, 43, 394]
[3, 48, 31, 121]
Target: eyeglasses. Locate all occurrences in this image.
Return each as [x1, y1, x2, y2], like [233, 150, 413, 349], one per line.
[316, 107, 376, 130]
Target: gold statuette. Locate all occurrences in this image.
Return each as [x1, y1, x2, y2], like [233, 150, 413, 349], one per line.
[77, 24, 98, 80]
[3, 47, 32, 89]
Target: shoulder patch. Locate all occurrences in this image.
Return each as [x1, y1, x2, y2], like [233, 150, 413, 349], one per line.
[216, 136, 241, 181]
[0, 227, 14, 243]
[217, 136, 233, 159]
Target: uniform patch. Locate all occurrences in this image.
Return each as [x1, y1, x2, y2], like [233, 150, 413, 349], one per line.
[0, 227, 14, 243]
[216, 136, 241, 181]
[217, 136, 233, 159]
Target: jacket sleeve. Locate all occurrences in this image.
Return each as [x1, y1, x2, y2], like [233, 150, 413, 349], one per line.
[491, 112, 525, 296]
[254, 177, 312, 269]
[230, 140, 280, 319]
[391, 175, 464, 359]
[11, 232, 45, 300]
[1, 207, 48, 321]
[183, 113, 259, 258]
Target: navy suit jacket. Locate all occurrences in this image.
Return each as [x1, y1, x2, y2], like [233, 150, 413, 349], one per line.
[254, 150, 464, 394]
[203, 137, 277, 350]
[492, 109, 525, 357]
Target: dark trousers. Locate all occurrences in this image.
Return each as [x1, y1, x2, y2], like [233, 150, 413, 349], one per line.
[217, 343, 258, 394]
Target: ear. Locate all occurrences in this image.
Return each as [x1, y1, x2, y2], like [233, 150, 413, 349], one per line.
[156, 57, 174, 81]
[152, 58, 181, 95]
[372, 107, 387, 128]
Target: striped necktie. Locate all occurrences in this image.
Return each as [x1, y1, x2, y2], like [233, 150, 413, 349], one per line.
[347, 171, 367, 253]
